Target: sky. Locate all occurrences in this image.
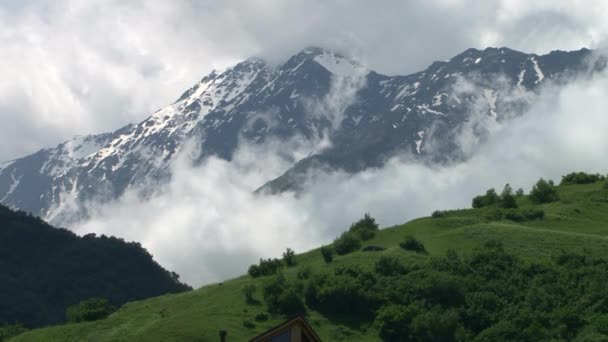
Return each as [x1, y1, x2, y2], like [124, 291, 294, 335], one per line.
[3, 0, 608, 286]
[1, 0, 608, 163]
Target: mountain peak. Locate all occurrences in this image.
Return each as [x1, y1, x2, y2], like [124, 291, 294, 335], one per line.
[283, 46, 365, 77]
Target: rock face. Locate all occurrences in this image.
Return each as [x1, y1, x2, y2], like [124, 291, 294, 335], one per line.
[0, 46, 603, 225]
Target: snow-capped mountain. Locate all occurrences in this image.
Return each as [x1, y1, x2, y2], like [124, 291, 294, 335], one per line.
[0, 47, 603, 225]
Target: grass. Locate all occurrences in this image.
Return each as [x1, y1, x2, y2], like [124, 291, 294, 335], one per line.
[11, 180, 608, 341]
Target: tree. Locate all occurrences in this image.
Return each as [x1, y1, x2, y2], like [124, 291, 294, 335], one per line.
[529, 178, 559, 203]
[499, 184, 518, 209]
[334, 232, 362, 255]
[321, 245, 334, 263]
[65, 298, 116, 323]
[349, 213, 380, 240]
[472, 188, 499, 208]
[282, 248, 296, 267]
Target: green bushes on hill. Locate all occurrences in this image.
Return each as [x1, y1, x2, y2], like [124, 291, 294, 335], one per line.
[400, 236, 427, 254]
[320, 246, 334, 263]
[65, 298, 116, 323]
[486, 208, 545, 222]
[472, 184, 518, 209]
[303, 243, 608, 341]
[262, 273, 305, 316]
[248, 258, 283, 278]
[333, 232, 362, 255]
[530, 178, 559, 203]
[348, 213, 380, 241]
[561, 172, 606, 185]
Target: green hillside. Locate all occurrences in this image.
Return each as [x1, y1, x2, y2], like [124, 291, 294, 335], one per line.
[9, 175, 608, 341]
[0, 205, 190, 334]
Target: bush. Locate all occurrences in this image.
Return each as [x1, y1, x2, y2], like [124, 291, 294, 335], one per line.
[297, 267, 312, 280]
[375, 256, 407, 276]
[254, 312, 269, 322]
[375, 304, 419, 341]
[65, 298, 116, 323]
[283, 248, 296, 267]
[248, 258, 283, 278]
[321, 245, 334, 263]
[432, 210, 449, 218]
[561, 172, 605, 185]
[334, 232, 362, 255]
[472, 188, 499, 208]
[499, 184, 518, 209]
[349, 213, 380, 241]
[242, 284, 257, 304]
[243, 320, 256, 329]
[263, 273, 306, 316]
[529, 178, 559, 204]
[504, 209, 545, 222]
[362, 245, 386, 252]
[400, 236, 427, 254]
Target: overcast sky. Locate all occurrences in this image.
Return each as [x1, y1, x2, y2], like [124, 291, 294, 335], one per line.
[1, 0, 607, 163]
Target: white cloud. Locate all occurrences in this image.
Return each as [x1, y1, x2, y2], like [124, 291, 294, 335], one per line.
[74, 67, 608, 287]
[2, 0, 607, 162]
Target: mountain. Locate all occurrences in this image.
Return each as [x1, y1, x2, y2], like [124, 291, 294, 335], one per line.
[10, 176, 608, 341]
[0, 47, 604, 225]
[0, 204, 191, 328]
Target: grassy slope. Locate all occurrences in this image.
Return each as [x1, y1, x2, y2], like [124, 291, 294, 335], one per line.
[11, 181, 608, 341]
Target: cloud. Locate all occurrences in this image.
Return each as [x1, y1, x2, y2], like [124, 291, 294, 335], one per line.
[2, 0, 607, 162]
[74, 65, 608, 287]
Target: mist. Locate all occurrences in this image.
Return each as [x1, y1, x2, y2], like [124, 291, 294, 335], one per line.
[73, 65, 608, 287]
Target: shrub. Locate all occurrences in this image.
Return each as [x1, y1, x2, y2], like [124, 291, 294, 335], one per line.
[66, 298, 116, 323]
[334, 232, 362, 255]
[297, 267, 312, 280]
[504, 209, 545, 222]
[362, 245, 386, 252]
[375, 256, 407, 276]
[263, 273, 306, 316]
[242, 284, 257, 304]
[282, 248, 296, 267]
[561, 172, 605, 185]
[432, 210, 449, 218]
[349, 213, 380, 241]
[243, 320, 256, 329]
[499, 184, 518, 209]
[529, 178, 559, 204]
[400, 236, 427, 254]
[321, 245, 334, 263]
[472, 188, 499, 208]
[254, 312, 269, 322]
[375, 304, 420, 341]
[248, 258, 283, 278]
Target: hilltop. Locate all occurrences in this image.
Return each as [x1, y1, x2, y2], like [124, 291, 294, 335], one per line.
[9, 173, 608, 341]
[0, 204, 190, 331]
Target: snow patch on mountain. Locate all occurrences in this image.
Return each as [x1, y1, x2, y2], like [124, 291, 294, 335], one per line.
[531, 57, 545, 83]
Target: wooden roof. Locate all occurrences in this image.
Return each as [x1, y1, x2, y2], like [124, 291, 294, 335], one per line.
[248, 315, 321, 342]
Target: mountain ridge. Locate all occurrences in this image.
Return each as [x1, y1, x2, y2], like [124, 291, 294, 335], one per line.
[0, 46, 603, 225]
